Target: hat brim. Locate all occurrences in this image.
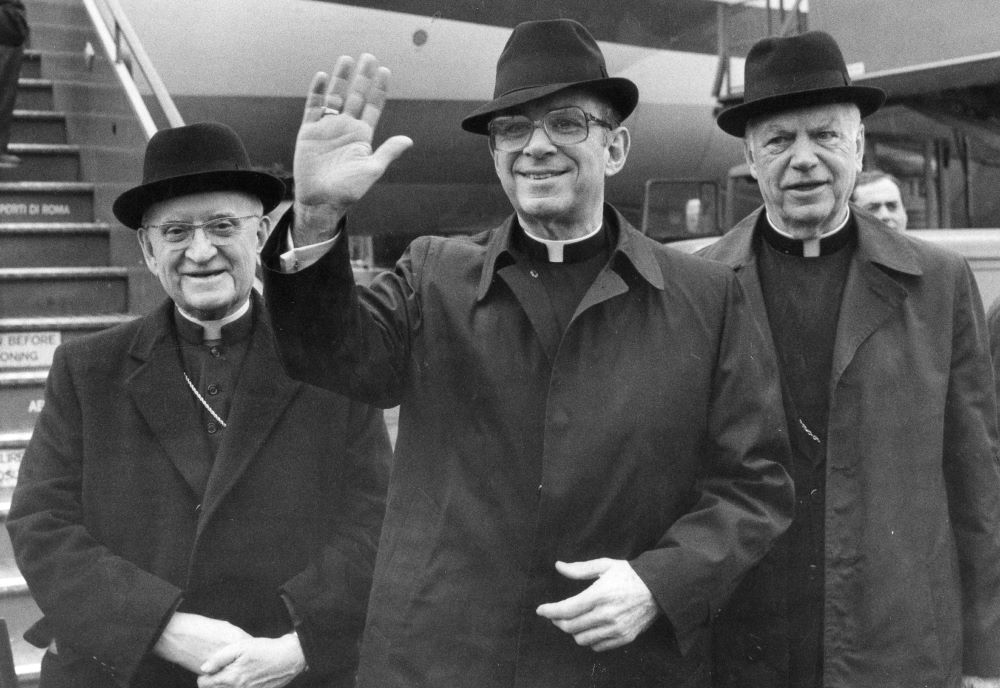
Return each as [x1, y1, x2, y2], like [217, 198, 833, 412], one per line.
[113, 169, 285, 229]
[716, 85, 886, 137]
[461, 77, 639, 135]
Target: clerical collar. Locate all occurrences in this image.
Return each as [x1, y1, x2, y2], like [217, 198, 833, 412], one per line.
[763, 210, 853, 257]
[175, 299, 253, 344]
[516, 223, 607, 263]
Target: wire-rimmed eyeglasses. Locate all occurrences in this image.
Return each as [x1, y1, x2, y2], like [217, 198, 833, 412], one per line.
[143, 215, 262, 247]
[488, 106, 616, 152]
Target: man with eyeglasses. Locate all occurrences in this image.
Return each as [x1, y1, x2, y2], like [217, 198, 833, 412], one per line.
[7, 122, 391, 688]
[261, 19, 793, 688]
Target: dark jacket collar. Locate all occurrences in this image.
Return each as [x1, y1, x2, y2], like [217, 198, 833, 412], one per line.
[476, 204, 664, 301]
[708, 205, 923, 277]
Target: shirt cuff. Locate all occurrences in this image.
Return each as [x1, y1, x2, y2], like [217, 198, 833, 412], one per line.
[279, 230, 339, 273]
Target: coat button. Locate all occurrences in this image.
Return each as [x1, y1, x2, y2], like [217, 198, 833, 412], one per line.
[210, 346, 222, 358]
[207, 383, 220, 395]
[207, 421, 218, 434]
[746, 635, 764, 662]
[809, 488, 822, 503]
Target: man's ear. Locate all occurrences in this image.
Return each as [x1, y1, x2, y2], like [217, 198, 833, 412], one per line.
[136, 227, 158, 273]
[605, 127, 630, 178]
[855, 122, 866, 173]
[256, 214, 271, 251]
[743, 138, 760, 180]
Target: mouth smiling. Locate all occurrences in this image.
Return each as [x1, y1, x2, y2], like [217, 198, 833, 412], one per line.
[518, 170, 565, 181]
[785, 180, 827, 193]
[183, 270, 226, 280]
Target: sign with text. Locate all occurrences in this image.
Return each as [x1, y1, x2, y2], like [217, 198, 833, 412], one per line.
[0, 331, 61, 368]
[0, 448, 22, 489]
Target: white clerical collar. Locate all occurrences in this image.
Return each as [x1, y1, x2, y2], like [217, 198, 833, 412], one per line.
[522, 223, 604, 263]
[766, 210, 851, 258]
[177, 299, 251, 342]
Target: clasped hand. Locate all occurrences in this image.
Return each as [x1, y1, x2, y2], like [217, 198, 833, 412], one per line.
[153, 612, 305, 688]
[293, 53, 413, 244]
[536, 558, 660, 652]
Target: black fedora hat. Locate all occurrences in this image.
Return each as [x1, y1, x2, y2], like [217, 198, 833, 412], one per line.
[113, 122, 285, 229]
[461, 19, 639, 135]
[716, 31, 885, 137]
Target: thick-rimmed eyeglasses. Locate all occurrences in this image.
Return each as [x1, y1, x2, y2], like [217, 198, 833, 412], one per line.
[143, 215, 261, 247]
[488, 106, 615, 152]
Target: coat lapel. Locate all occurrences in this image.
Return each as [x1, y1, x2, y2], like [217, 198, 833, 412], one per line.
[198, 304, 302, 531]
[127, 301, 213, 498]
[700, 210, 777, 347]
[830, 215, 920, 386]
[705, 208, 922, 390]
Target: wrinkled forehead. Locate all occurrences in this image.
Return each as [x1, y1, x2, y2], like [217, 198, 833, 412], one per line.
[143, 190, 262, 225]
[746, 102, 861, 138]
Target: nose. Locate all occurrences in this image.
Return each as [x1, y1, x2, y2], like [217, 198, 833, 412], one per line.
[787, 136, 819, 170]
[184, 226, 218, 262]
[874, 206, 895, 225]
[521, 123, 556, 156]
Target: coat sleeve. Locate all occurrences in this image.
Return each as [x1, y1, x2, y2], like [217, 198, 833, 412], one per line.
[629, 272, 794, 652]
[261, 210, 424, 408]
[941, 259, 1000, 677]
[6, 346, 182, 684]
[280, 399, 391, 678]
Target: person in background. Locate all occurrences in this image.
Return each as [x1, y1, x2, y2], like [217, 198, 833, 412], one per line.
[0, 0, 26, 167]
[7, 122, 390, 688]
[851, 168, 908, 231]
[259, 18, 793, 688]
[701, 30, 1000, 688]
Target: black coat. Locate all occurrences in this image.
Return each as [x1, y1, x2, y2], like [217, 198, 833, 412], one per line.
[7, 298, 391, 687]
[702, 209, 1000, 687]
[263, 207, 794, 688]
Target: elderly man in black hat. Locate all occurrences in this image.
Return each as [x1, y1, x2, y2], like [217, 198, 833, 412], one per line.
[701, 31, 1000, 688]
[6, 122, 391, 688]
[259, 18, 793, 688]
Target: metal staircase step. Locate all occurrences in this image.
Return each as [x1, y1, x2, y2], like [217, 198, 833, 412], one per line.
[0, 371, 47, 435]
[18, 51, 40, 80]
[0, 314, 136, 336]
[22, 0, 89, 27]
[0, 143, 80, 182]
[24, 22, 97, 55]
[15, 79, 53, 112]
[0, 266, 129, 318]
[0, 182, 94, 223]
[11, 110, 66, 145]
[0, 222, 109, 267]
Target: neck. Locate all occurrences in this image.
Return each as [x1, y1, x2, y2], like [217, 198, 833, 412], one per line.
[767, 206, 851, 242]
[177, 298, 251, 340]
[517, 209, 604, 242]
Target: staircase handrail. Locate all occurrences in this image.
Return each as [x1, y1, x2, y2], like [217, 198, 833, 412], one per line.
[79, 0, 184, 139]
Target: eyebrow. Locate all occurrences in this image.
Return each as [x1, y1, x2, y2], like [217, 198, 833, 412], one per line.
[152, 211, 243, 224]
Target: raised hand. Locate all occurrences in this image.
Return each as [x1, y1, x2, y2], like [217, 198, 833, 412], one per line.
[293, 54, 413, 244]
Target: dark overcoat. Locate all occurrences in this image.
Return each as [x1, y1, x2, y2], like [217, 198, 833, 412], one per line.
[262, 206, 794, 688]
[6, 297, 391, 688]
[701, 208, 1000, 687]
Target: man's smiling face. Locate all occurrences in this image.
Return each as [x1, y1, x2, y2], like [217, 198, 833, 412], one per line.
[137, 190, 267, 320]
[744, 102, 864, 239]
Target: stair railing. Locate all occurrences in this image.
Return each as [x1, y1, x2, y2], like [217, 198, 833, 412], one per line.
[79, 0, 184, 139]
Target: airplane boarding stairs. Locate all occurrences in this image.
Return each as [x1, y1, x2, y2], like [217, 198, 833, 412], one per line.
[0, 0, 156, 683]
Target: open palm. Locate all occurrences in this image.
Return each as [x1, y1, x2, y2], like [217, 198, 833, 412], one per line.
[294, 54, 412, 217]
